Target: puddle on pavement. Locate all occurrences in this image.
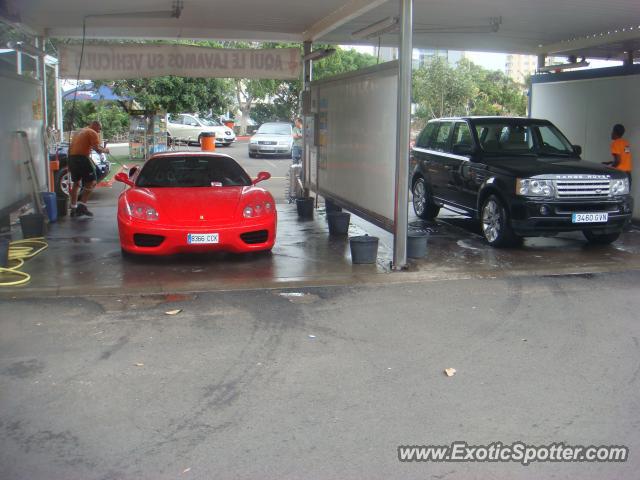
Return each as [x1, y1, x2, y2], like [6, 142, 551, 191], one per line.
[92, 292, 197, 312]
[275, 291, 321, 304]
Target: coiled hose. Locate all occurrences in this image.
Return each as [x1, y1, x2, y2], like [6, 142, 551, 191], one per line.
[0, 238, 48, 287]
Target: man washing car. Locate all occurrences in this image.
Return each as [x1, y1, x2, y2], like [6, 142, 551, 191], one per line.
[604, 123, 633, 185]
[68, 121, 109, 217]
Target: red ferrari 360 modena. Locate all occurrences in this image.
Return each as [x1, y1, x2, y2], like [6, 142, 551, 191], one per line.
[115, 152, 276, 255]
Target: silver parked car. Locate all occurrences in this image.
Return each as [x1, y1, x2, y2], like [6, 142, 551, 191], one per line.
[248, 122, 293, 158]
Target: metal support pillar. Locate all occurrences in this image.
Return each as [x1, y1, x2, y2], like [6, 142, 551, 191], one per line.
[392, 0, 412, 270]
[55, 62, 63, 138]
[624, 50, 634, 67]
[40, 38, 48, 129]
[302, 40, 312, 196]
[537, 54, 546, 70]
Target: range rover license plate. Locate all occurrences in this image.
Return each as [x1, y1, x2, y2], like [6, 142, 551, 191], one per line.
[572, 213, 608, 223]
[187, 233, 219, 244]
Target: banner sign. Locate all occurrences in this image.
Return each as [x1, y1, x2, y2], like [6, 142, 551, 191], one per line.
[59, 44, 301, 80]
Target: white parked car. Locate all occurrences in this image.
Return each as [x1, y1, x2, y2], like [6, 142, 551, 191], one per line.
[248, 122, 293, 158]
[166, 113, 236, 146]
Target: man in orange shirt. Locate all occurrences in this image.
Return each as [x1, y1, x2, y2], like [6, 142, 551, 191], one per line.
[604, 124, 633, 185]
[68, 121, 109, 217]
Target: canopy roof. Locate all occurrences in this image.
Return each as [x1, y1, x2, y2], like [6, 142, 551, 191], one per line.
[11, 0, 640, 60]
[61, 82, 131, 101]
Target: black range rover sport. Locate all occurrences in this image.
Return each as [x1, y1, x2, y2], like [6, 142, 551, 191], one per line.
[411, 117, 633, 247]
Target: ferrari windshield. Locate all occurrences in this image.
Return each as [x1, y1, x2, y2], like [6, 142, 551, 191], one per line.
[257, 123, 291, 135]
[474, 122, 575, 156]
[136, 156, 252, 188]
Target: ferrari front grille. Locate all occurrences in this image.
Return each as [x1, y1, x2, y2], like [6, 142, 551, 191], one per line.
[240, 230, 269, 244]
[133, 233, 165, 247]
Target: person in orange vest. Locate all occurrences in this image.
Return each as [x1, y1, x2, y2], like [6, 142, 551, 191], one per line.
[68, 121, 110, 217]
[604, 124, 633, 185]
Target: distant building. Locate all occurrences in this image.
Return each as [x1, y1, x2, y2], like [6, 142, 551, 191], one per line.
[505, 54, 538, 85]
[373, 46, 397, 62]
[371, 47, 466, 68]
[413, 49, 465, 68]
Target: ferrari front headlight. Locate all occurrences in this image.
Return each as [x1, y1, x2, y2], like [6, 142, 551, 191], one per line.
[126, 202, 159, 221]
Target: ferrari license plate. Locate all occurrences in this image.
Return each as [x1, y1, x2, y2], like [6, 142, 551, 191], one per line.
[187, 233, 219, 244]
[572, 213, 608, 223]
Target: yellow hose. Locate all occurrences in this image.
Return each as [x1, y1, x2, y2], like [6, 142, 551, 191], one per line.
[0, 237, 48, 287]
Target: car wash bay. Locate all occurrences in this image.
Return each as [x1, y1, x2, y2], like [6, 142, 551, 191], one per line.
[5, 171, 640, 297]
[3, 0, 640, 288]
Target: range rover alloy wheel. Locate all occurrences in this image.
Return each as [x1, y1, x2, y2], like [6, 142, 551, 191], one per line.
[412, 177, 440, 220]
[481, 195, 520, 247]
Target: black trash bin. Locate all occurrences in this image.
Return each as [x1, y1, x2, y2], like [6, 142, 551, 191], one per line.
[0, 238, 9, 268]
[407, 231, 429, 258]
[327, 212, 350, 236]
[57, 193, 69, 218]
[19, 213, 46, 239]
[296, 197, 314, 219]
[349, 235, 379, 264]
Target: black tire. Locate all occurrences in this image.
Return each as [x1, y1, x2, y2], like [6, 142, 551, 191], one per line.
[583, 230, 620, 245]
[54, 167, 71, 198]
[223, 143, 232, 147]
[412, 177, 440, 220]
[121, 248, 137, 259]
[480, 194, 520, 248]
[249, 152, 257, 158]
[197, 134, 203, 146]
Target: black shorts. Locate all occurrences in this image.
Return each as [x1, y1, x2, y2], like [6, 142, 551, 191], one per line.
[68, 155, 97, 184]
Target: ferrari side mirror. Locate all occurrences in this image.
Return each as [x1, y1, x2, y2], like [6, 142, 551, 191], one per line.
[115, 172, 135, 187]
[253, 171, 271, 185]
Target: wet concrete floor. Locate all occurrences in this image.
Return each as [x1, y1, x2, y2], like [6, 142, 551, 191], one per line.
[2, 184, 640, 297]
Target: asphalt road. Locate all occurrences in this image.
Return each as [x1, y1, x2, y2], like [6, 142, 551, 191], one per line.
[1, 271, 639, 479]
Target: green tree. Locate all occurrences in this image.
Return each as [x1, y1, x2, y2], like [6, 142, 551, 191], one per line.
[63, 101, 129, 141]
[459, 59, 527, 116]
[412, 57, 477, 119]
[109, 76, 234, 115]
[412, 57, 527, 122]
[313, 46, 378, 81]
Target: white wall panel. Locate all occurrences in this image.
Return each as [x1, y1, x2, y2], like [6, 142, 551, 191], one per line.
[0, 73, 47, 217]
[311, 62, 398, 230]
[531, 73, 640, 218]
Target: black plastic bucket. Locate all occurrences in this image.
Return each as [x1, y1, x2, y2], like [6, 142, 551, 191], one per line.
[57, 193, 69, 218]
[407, 231, 429, 258]
[327, 212, 350, 236]
[296, 197, 314, 219]
[19, 213, 45, 239]
[325, 199, 342, 214]
[0, 238, 8, 268]
[350, 235, 379, 264]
